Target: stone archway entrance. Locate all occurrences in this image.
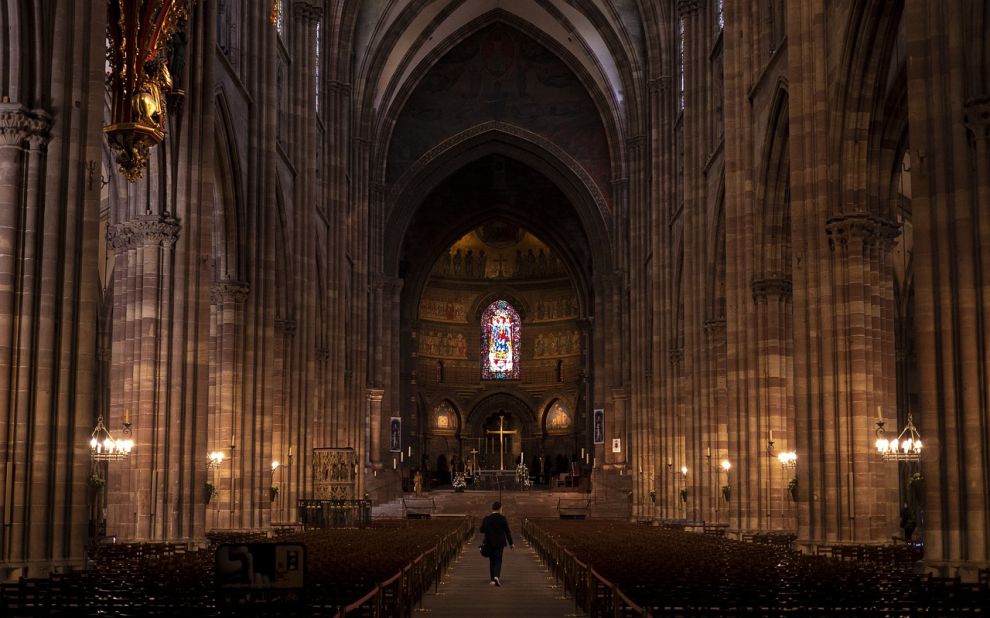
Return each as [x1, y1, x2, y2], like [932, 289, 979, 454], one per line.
[467, 393, 535, 471]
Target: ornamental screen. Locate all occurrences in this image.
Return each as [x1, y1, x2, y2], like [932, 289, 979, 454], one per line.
[481, 300, 521, 380]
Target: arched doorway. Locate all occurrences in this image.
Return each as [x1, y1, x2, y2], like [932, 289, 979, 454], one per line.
[468, 393, 536, 471]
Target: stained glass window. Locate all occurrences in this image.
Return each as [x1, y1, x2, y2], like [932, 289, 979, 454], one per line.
[481, 300, 521, 380]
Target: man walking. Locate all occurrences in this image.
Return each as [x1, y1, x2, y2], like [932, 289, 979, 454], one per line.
[479, 501, 514, 586]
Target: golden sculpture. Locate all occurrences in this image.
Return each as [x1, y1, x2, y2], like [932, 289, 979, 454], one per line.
[104, 1, 191, 182]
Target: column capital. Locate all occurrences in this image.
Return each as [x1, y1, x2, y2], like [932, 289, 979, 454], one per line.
[293, 1, 323, 23]
[327, 80, 352, 97]
[610, 386, 629, 401]
[210, 279, 250, 305]
[0, 103, 51, 148]
[703, 318, 727, 336]
[677, 0, 699, 16]
[825, 212, 899, 251]
[751, 273, 792, 302]
[649, 76, 672, 94]
[963, 95, 990, 140]
[275, 317, 297, 337]
[367, 388, 385, 402]
[107, 214, 181, 251]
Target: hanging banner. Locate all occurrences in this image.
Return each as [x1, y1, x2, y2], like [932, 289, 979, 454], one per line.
[593, 409, 605, 444]
[389, 417, 402, 452]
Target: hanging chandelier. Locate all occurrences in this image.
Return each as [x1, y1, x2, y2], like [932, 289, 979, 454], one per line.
[104, 0, 193, 182]
[777, 451, 797, 468]
[875, 413, 923, 461]
[90, 415, 134, 461]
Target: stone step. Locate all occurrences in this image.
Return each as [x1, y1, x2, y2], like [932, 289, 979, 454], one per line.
[372, 489, 629, 524]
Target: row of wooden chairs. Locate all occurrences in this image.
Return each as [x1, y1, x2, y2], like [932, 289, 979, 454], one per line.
[1, 519, 474, 617]
[524, 519, 990, 616]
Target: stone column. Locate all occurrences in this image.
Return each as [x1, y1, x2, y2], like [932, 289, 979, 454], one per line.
[703, 318, 728, 523]
[906, 0, 990, 578]
[607, 387, 628, 470]
[368, 388, 385, 467]
[751, 274, 794, 530]
[106, 213, 181, 540]
[208, 280, 249, 530]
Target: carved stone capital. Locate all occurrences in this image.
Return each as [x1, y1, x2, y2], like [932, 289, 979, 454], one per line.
[703, 318, 727, 336]
[210, 279, 250, 305]
[367, 388, 385, 403]
[275, 317, 297, 336]
[327, 80, 352, 97]
[107, 215, 180, 251]
[677, 0, 699, 16]
[963, 96, 990, 140]
[0, 104, 52, 148]
[825, 212, 899, 251]
[610, 387, 628, 401]
[293, 0, 322, 23]
[751, 273, 792, 301]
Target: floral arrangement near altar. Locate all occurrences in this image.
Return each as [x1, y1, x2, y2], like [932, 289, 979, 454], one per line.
[452, 473, 466, 492]
[515, 462, 532, 488]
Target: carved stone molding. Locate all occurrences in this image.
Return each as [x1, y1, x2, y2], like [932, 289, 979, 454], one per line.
[751, 273, 792, 301]
[275, 318, 297, 337]
[210, 279, 250, 305]
[677, 0, 699, 16]
[293, 0, 322, 23]
[0, 104, 52, 148]
[327, 80, 352, 97]
[825, 212, 899, 251]
[610, 387, 628, 401]
[703, 318, 727, 337]
[107, 215, 181, 252]
[317, 346, 330, 361]
[669, 347, 684, 368]
[963, 96, 990, 140]
[389, 120, 610, 223]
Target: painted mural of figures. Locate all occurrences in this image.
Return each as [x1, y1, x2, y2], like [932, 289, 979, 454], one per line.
[477, 250, 487, 278]
[452, 249, 463, 276]
[526, 249, 536, 276]
[537, 248, 548, 275]
[515, 250, 524, 277]
[535, 334, 545, 356]
[465, 250, 474, 278]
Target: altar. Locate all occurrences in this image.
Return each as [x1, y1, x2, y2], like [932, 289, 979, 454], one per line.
[469, 469, 525, 490]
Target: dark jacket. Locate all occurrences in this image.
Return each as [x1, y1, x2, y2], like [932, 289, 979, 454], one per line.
[480, 512, 513, 548]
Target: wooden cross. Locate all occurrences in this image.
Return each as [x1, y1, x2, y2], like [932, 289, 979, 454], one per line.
[486, 414, 517, 470]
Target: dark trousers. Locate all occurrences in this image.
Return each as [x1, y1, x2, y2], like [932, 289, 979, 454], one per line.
[488, 546, 504, 580]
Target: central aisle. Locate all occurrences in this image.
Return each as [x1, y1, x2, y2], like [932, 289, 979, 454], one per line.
[418, 531, 584, 617]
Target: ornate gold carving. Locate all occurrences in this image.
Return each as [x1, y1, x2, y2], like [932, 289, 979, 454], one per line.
[104, 1, 193, 182]
[106, 215, 180, 252]
[312, 448, 357, 500]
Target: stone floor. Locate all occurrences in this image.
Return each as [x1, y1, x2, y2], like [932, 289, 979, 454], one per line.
[418, 532, 584, 617]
